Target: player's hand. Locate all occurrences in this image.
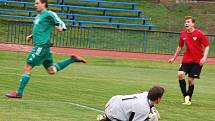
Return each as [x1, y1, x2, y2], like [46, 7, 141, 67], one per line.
[55, 26, 63, 32]
[96, 114, 106, 121]
[151, 107, 160, 119]
[147, 107, 160, 121]
[148, 112, 159, 121]
[26, 35, 33, 41]
[168, 58, 175, 64]
[200, 57, 207, 66]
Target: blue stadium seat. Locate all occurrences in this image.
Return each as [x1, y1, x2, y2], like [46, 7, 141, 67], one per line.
[66, 20, 155, 30]
[0, 0, 154, 29]
[0, 14, 33, 19]
[0, 0, 142, 17]
[0, 8, 149, 24]
[56, 0, 137, 10]
[0, 14, 155, 30]
[0, 8, 35, 17]
[0, 0, 34, 10]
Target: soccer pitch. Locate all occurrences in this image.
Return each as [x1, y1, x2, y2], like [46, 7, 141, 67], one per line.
[0, 51, 215, 121]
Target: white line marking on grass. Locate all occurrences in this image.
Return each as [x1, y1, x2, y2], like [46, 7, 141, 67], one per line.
[1, 99, 104, 113]
[67, 102, 104, 113]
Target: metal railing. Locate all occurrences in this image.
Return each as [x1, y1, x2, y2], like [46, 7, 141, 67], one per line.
[6, 21, 215, 57]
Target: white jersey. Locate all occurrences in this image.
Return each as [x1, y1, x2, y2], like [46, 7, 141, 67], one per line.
[105, 92, 151, 121]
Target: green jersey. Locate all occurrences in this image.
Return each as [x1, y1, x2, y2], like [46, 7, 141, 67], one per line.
[32, 10, 66, 46]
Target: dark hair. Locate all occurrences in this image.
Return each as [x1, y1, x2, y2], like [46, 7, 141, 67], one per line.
[184, 16, 195, 23]
[40, 0, 48, 8]
[147, 85, 165, 101]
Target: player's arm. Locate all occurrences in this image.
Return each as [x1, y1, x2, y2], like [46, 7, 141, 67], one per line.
[168, 46, 182, 63]
[54, 20, 66, 32]
[49, 11, 66, 32]
[55, 26, 64, 32]
[168, 33, 184, 64]
[26, 34, 33, 41]
[200, 46, 209, 65]
[199, 33, 210, 65]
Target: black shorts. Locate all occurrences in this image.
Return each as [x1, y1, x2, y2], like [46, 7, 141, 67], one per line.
[179, 62, 203, 79]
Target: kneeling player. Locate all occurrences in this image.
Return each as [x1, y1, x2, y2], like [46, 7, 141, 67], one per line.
[97, 85, 165, 121]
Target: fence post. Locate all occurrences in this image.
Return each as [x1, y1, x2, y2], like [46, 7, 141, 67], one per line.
[88, 27, 92, 48]
[143, 30, 147, 52]
[7, 21, 10, 43]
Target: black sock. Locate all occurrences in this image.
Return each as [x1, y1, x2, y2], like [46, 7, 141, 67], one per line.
[187, 85, 194, 101]
[179, 79, 187, 97]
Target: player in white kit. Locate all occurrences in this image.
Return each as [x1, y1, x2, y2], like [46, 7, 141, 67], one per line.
[97, 85, 165, 121]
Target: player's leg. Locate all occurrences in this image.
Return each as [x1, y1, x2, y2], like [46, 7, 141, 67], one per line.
[17, 64, 32, 96]
[43, 53, 72, 74]
[44, 52, 87, 74]
[5, 47, 46, 98]
[5, 64, 32, 98]
[54, 57, 75, 72]
[178, 63, 193, 105]
[187, 77, 194, 101]
[181, 77, 194, 105]
[186, 63, 203, 102]
[181, 76, 194, 105]
[178, 64, 187, 98]
[178, 71, 186, 97]
[42, 53, 56, 74]
[54, 54, 86, 72]
[18, 46, 45, 95]
[6, 46, 50, 98]
[41, 48, 71, 74]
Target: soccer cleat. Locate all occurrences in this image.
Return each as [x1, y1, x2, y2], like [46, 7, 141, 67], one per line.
[182, 96, 191, 105]
[71, 54, 87, 63]
[97, 114, 107, 121]
[182, 101, 191, 105]
[5, 91, 22, 99]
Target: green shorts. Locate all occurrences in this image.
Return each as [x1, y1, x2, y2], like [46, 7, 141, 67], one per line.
[27, 46, 53, 68]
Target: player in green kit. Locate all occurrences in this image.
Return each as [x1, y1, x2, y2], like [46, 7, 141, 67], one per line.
[5, 0, 86, 98]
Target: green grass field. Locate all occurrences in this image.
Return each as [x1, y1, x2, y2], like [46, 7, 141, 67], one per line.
[0, 50, 215, 121]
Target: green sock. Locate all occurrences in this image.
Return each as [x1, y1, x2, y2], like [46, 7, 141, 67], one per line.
[17, 73, 30, 95]
[54, 58, 74, 72]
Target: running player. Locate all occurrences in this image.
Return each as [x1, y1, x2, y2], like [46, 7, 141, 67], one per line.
[5, 0, 87, 98]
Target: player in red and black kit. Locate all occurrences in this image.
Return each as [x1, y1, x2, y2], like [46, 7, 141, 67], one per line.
[168, 16, 210, 105]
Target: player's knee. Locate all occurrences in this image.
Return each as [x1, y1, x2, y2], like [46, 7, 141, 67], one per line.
[177, 71, 185, 79]
[188, 78, 194, 85]
[47, 69, 55, 75]
[23, 64, 32, 73]
[46, 66, 57, 75]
